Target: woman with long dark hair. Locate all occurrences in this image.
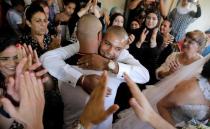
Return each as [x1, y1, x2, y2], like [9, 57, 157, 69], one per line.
[129, 10, 163, 84]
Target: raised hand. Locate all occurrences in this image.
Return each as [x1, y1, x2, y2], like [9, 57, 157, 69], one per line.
[79, 71, 119, 129]
[128, 34, 135, 45]
[137, 28, 148, 48]
[168, 60, 181, 73]
[124, 73, 155, 122]
[17, 44, 48, 83]
[1, 71, 44, 129]
[49, 35, 61, 50]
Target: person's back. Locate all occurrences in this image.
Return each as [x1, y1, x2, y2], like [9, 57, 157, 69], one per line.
[157, 58, 210, 127]
[170, 76, 210, 125]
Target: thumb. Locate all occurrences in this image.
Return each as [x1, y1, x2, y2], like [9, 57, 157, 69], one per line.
[1, 98, 17, 118]
[6, 77, 15, 94]
[105, 104, 119, 118]
[129, 98, 143, 118]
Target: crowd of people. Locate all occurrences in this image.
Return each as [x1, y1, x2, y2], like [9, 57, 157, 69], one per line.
[0, 0, 210, 129]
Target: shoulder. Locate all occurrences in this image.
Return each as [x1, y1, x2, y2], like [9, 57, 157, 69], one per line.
[174, 77, 198, 92]
[160, 77, 198, 105]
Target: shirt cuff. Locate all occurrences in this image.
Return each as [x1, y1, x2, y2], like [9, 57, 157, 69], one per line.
[117, 62, 131, 79]
[63, 65, 83, 87]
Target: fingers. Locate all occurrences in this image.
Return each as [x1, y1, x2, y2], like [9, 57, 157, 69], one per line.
[35, 69, 48, 77]
[0, 98, 17, 118]
[104, 104, 119, 118]
[99, 71, 108, 98]
[169, 60, 180, 71]
[19, 74, 28, 102]
[17, 44, 23, 60]
[91, 71, 108, 100]
[28, 45, 34, 55]
[16, 58, 27, 77]
[30, 73, 40, 99]
[28, 62, 42, 71]
[142, 28, 149, 35]
[34, 50, 40, 63]
[37, 78, 44, 100]
[30, 72, 44, 103]
[23, 44, 29, 55]
[24, 72, 34, 98]
[77, 55, 91, 65]
[78, 63, 89, 69]
[6, 77, 15, 95]
[129, 98, 143, 118]
[21, 45, 27, 58]
[41, 76, 49, 83]
[128, 34, 135, 44]
[124, 73, 142, 104]
[27, 54, 32, 68]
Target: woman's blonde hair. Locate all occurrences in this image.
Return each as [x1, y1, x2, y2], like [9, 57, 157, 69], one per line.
[186, 30, 208, 50]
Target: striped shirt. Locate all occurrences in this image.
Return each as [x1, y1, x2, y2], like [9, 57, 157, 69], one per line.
[169, 5, 201, 42]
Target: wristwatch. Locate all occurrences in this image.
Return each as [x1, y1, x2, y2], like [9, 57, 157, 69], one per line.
[72, 120, 85, 129]
[108, 60, 116, 72]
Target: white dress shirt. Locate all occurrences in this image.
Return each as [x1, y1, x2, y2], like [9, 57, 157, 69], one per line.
[59, 67, 124, 129]
[40, 42, 149, 87]
[40, 42, 149, 129]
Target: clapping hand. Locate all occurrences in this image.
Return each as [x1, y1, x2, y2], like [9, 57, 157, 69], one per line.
[1, 71, 44, 129]
[168, 60, 181, 73]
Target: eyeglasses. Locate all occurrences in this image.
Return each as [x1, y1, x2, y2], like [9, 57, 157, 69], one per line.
[183, 37, 198, 44]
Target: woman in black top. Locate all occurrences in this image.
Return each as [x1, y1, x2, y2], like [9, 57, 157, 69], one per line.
[19, 4, 60, 57]
[129, 10, 163, 84]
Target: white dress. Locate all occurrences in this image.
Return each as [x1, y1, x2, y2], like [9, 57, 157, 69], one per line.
[172, 76, 210, 126]
[112, 54, 210, 129]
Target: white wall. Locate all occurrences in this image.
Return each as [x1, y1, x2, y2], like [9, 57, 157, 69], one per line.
[100, 0, 210, 32]
[186, 0, 210, 32]
[100, 0, 126, 13]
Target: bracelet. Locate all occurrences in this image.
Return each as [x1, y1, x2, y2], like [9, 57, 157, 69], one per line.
[72, 119, 85, 129]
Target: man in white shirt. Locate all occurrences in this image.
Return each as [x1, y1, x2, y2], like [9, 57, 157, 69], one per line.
[41, 14, 149, 129]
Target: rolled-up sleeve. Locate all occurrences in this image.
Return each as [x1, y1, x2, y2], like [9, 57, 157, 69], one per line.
[40, 43, 81, 87]
[117, 49, 150, 84]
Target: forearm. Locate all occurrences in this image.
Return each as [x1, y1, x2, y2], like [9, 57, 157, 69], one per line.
[157, 70, 171, 79]
[194, 4, 201, 18]
[159, 0, 168, 18]
[149, 113, 175, 129]
[27, 124, 43, 129]
[40, 44, 82, 86]
[128, 0, 141, 9]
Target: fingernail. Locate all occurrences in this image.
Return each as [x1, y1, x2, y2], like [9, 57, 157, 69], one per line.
[16, 44, 20, 47]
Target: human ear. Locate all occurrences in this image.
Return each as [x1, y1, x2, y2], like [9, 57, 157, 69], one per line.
[26, 20, 32, 28]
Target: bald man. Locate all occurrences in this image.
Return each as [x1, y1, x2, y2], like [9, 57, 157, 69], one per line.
[41, 14, 149, 129]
